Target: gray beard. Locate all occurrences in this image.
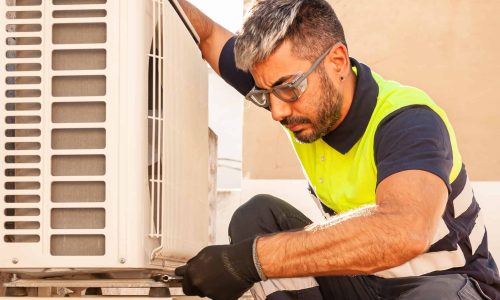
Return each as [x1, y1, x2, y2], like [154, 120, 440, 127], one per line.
[293, 68, 343, 144]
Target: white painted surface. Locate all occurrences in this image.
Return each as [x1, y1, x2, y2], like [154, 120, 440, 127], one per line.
[208, 72, 243, 189]
[190, 0, 243, 32]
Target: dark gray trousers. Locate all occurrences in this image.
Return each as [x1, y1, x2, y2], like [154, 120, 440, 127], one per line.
[228, 194, 489, 300]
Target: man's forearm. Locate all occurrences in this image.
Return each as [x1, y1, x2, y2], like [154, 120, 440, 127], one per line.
[176, 0, 233, 74]
[176, 0, 214, 43]
[256, 170, 448, 278]
[256, 205, 428, 278]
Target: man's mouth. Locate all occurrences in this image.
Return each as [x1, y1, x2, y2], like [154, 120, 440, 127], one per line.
[287, 123, 306, 132]
[281, 116, 312, 133]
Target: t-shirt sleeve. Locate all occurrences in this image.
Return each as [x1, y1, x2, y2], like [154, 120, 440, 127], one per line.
[218, 36, 255, 96]
[374, 106, 453, 192]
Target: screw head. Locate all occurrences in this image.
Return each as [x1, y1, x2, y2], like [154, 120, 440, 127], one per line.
[11, 258, 18, 264]
[119, 258, 126, 264]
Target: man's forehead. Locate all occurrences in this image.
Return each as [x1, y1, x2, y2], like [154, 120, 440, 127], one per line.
[250, 42, 310, 89]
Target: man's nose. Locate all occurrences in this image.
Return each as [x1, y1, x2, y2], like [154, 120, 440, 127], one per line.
[270, 95, 293, 122]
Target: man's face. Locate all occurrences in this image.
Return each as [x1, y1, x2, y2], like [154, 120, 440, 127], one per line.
[251, 41, 343, 143]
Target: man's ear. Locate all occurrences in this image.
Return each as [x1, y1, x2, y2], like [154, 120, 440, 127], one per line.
[328, 43, 349, 75]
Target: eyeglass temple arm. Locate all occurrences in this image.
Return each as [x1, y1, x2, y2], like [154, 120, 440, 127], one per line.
[301, 44, 335, 79]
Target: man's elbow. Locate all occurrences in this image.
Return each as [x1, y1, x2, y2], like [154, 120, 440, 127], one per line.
[400, 234, 430, 261]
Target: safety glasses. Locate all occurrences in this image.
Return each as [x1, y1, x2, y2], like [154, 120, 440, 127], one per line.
[245, 44, 334, 108]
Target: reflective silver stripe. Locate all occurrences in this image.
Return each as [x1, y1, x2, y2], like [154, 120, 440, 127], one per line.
[454, 179, 473, 217]
[470, 212, 486, 254]
[250, 277, 320, 299]
[375, 249, 466, 278]
[431, 218, 450, 244]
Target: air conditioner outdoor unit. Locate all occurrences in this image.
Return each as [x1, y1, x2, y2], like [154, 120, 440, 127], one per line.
[0, 0, 210, 292]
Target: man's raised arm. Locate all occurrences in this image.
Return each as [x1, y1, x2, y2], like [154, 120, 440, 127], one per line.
[177, 0, 234, 75]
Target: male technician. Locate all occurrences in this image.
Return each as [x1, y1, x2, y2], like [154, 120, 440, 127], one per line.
[174, 0, 500, 299]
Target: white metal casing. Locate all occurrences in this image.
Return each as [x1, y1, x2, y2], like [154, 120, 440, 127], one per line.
[0, 0, 209, 273]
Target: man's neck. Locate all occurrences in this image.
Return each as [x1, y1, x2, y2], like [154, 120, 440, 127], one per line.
[331, 68, 357, 132]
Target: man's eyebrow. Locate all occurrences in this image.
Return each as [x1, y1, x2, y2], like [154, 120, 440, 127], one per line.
[254, 74, 295, 90]
[271, 74, 295, 87]
[253, 79, 282, 90]
[254, 83, 267, 90]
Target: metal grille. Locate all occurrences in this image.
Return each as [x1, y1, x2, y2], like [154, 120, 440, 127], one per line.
[48, 0, 109, 256]
[1, 0, 111, 258]
[3, 0, 43, 245]
[148, 0, 164, 239]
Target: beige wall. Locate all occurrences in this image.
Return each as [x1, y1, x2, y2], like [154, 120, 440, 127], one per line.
[243, 0, 500, 180]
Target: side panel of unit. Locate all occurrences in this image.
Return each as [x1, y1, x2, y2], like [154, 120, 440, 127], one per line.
[151, 0, 209, 268]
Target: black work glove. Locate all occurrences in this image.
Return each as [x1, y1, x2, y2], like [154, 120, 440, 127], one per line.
[175, 237, 265, 300]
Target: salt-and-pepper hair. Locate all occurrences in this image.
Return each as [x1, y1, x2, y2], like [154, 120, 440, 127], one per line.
[234, 0, 347, 72]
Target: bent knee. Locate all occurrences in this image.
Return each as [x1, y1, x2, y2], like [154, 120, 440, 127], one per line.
[228, 194, 282, 243]
[228, 194, 310, 243]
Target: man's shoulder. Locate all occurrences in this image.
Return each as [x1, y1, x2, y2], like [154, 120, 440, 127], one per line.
[377, 105, 445, 132]
[218, 36, 255, 96]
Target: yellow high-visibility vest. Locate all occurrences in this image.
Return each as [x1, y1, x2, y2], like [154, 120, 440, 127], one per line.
[289, 68, 462, 213]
